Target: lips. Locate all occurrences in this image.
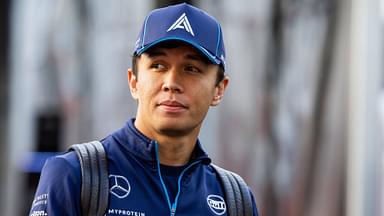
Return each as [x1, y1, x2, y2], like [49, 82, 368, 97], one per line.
[159, 100, 186, 107]
[158, 100, 187, 112]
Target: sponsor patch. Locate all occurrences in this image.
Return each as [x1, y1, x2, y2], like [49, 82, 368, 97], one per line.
[207, 194, 226, 215]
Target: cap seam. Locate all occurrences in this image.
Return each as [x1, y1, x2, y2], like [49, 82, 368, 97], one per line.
[141, 13, 152, 49]
[215, 23, 221, 56]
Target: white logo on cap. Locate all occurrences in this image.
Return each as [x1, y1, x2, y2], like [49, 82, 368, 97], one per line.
[167, 13, 195, 36]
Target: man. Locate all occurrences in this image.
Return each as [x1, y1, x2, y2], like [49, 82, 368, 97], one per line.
[29, 3, 259, 216]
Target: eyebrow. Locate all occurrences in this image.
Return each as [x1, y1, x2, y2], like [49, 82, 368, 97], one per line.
[186, 53, 205, 62]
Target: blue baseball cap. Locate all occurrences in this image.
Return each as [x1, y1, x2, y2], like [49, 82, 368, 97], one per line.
[134, 3, 226, 69]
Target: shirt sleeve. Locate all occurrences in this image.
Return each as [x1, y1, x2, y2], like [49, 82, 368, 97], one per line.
[29, 152, 81, 216]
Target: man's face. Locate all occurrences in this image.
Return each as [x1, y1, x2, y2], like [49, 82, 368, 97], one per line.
[128, 43, 228, 138]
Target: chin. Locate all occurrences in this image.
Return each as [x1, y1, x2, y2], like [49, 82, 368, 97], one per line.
[158, 128, 190, 137]
[156, 121, 196, 137]
[160, 129, 188, 137]
[154, 114, 204, 136]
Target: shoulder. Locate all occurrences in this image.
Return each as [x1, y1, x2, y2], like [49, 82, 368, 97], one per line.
[29, 151, 82, 215]
[43, 151, 80, 175]
[38, 151, 81, 189]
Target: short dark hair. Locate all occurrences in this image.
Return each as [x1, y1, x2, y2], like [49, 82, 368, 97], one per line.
[131, 48, 225, 86]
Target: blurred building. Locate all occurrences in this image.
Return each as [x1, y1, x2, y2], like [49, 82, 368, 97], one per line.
[1, 0, 383, 215]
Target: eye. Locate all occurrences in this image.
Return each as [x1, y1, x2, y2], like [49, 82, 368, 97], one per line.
[185, 65, 202, 74]
[150, 63, 166, 71]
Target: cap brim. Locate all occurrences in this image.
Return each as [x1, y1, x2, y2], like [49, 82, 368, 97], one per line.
[135, 37, 221, 65]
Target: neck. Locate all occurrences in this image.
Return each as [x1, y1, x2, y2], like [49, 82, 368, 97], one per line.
[133, 119, 200, 166]
[155, 135, 197, 166]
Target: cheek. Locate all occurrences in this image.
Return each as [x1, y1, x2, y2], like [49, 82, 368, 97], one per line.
[136, 77, 160, 100]
[191, 84, 216, 105]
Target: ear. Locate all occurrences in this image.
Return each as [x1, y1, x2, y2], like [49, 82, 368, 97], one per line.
[211, 76, 229, 106]
[127, 68, 138, 100]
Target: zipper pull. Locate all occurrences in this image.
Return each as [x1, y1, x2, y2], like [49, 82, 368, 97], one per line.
[171, 203, 176, 216]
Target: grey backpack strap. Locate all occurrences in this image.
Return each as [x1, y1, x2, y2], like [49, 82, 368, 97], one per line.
[211, 164, 253, 216]
[231, 171, 253, 216]
[212, 164, 238, 216]
[69, 141, 109, 216]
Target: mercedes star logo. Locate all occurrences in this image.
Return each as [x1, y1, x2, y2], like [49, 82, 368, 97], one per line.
[109, 175, 131, 199]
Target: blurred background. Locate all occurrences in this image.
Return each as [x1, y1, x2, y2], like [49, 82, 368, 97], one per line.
[0, 0, 383, 215]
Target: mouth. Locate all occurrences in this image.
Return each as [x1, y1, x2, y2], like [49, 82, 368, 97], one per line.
[158, 100, 187, 113]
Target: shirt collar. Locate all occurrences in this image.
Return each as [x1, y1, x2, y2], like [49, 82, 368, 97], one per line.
[112, 118, 211, 164]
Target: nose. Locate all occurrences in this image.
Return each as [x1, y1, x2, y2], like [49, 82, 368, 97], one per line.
[161, 69, 183, 93]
